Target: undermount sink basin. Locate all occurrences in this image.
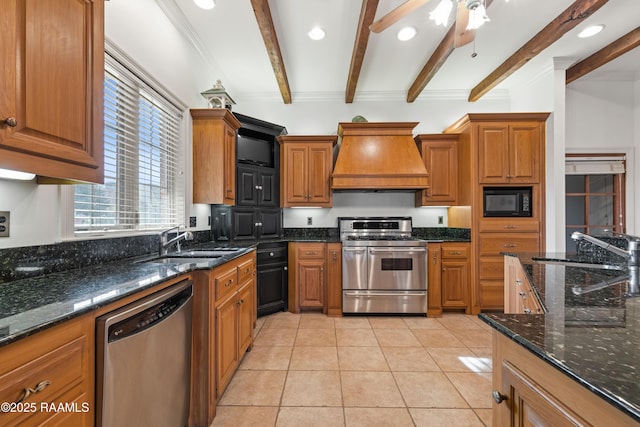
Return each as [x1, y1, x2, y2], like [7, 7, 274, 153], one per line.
[164, 250, 227, 258]
[531, 257, 623, 271]
[145, 257, 220, 264]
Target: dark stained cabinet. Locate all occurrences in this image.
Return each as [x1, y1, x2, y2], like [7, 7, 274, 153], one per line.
[231, 207, 282, 241]
[256, 242, 288, 317]
[236, 164, 278, 207]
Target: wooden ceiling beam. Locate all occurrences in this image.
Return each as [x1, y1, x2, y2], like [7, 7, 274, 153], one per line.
[250, 0, 292, 104]
[407, 0, 494, 103]
[566, 26, 640, 84]
[345, 0, 379, 103]
[468, 0, 609, 102]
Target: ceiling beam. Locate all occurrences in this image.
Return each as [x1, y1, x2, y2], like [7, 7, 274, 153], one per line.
[369, 0, 433, 34]
[468, 0, 610, 102]
[566, 26, 640, 84]
[345, 0, 379, 103]
[250, 0, 292, 104]
[407, 0, 495, 103]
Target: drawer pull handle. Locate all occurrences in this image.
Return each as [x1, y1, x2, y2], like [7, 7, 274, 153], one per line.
[492, 390, 507, 404]
[225, 279, 234, 287]
[15, 380, 51, 405]
[524, 308, 532, 314]
[504, 225, 516, 229]
[503, 243, 517, 248]
[238, 299, 244, 305]
[245, 268, 250, 273]
[519, 291, 526, 297]
[452, 251, 461, 255]
[515, 279, 522, 285]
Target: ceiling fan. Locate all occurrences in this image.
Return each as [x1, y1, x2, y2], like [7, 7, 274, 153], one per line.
[369, 0, 493, 48]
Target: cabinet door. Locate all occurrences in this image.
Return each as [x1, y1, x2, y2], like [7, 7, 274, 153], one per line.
[283, 144, 309, 204]
[0, 0, 104, 183]
[216, 296, 238, 398]
[441, 261, 469, 308]
[223, 125, 237, 204]
[298, 259, 325, 309]
[427, 244, 442, 316]
[326, 243, 342, 316]
[258, 168, 279, 206]
[231, 208, 259, 241]
[307, 145, 332, 204]
[478, 124, 509, 183]
[258, 208, 282, 239]
[237, 281, 254, 356]
[236, 165, 259, 206]
[257, 264, 287, 316]
[423, 140, 458, 204]
[508, 123, 541, 183]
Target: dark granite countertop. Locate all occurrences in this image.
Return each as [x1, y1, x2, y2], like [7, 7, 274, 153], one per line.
[480, 252, 640, 422]
[0, 245, 256, 347]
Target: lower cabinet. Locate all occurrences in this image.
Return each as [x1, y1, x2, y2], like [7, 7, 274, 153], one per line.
[492, 331, 636, 426]
[427, 242, 471, 316]
[0, 314, 93, 427]
[288, 242, 327, 313]
[325, 243, 342, 316]
[503, 255, 543, 314]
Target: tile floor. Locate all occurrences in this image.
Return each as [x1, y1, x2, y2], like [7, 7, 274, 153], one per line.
[211, 312, 494, 427]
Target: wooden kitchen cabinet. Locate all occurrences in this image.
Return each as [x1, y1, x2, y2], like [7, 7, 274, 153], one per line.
[288, 242, 327, 312]
[191, 109, 241, 205]
[326, 242, 342, 316]
[441, 244, 470, 310]
[0, 313, 94, 427]
[492, 331, 635, 426]
[277, 135, 337, 207]
[414, 134, 458, 206]
[427, 243, 443, 317]
[504, 255, 543, 314]
[0, 0, 104, 183]
[478, 122, 542, 184]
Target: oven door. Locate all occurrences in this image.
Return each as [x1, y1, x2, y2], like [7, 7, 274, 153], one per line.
[342, 247, 368, 290]
[368, 247, 427, 291]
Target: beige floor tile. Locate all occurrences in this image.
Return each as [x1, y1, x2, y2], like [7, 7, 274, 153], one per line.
[334, 317, 371, 329]
[409, 408, 485, 427]
[299, 316, 336, 329]
[344, 408, 414, 427]
[437, 315, 483, 330]
[446, 372, 493, 408]
[368, 317, 408, 329]
[412, 329, 466, 348]
[262, 315, 301, 329]
[218, 370, 287, 406]
[338, 346, 389, 371]
[381, 346, 441, 372]
[281, 370, 342, 406]
[403, 316, 446, 330]
[469, 347, 493, 369]
[428, 347, 492, 373]
[211, 406, 279, 427]
[289, 346, 339, 370]
[341, 371, 405, 407]
[336, 328, 379, 347]
[294, 328, 337, 346]
[474, 408, 493, 426]
[276, 407, 345, 427]
[238, 346, 293, 370]
[393, 371, 469, 408]
[254, 328, 298, 346]
[374, 329, 421, 347]
[451, 329, 493, 348]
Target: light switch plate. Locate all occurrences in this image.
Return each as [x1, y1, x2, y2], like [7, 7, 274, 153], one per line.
[0, 211, 9, 237]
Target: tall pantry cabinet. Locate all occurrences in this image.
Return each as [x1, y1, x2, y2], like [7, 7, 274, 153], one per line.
[445, 113, 549, 313]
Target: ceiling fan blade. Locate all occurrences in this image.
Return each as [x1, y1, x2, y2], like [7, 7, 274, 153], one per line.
[369, 0, 434, 33]
[454, 1, 475, 48]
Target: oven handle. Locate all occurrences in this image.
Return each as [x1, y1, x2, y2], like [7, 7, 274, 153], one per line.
[368, 247, 427, 253]
[344, 292, 425, 297]
[343, 247, 367, 252]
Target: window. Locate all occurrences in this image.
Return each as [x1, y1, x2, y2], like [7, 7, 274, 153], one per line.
[565, 155, 625, 252]
[74, 50, 185, 233]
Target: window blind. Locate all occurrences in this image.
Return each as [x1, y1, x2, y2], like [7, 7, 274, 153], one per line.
[74, 54, 184, 233]
[565, 156, 625, 175]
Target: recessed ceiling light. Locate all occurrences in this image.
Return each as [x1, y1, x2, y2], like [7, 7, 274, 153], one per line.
[397, 26, 417, 41]
[308, 26, 326, 40]
[578, 24, 604, 38]
[194, 0, 215, 10]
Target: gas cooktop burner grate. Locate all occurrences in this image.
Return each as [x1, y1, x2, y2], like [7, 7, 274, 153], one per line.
[345, 235, 415, 241]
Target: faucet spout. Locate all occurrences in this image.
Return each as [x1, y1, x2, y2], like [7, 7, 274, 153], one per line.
[159, 225, 194, 256]
[571, 232, 629, 259]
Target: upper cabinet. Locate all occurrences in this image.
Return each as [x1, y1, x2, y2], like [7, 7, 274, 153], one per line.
[0, 0, 105, 183]
[415, 134, 458, 206]
[477, 121, 543, 184]
[191, 109, 241, 205]
[277, 135, 337, 208]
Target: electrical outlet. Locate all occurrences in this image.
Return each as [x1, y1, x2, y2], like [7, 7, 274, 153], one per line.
[189, 216, 197, 227]
[438, 216, 444, 225]
[307, 216, 313, 226]
[0, 211, 9, 237]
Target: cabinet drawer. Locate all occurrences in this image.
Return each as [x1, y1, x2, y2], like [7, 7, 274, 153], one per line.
[478, 234, 540, 255]
[237, 257, 256, 284]
[296, 243, 326, 259]
[478, 219, 540, 233]
[441, 245, 469, 259]
[0, 336, 87, 426]
[479, 257, 504, 279]
[215, 266, 238, 301]
[479, 280, 504, 309]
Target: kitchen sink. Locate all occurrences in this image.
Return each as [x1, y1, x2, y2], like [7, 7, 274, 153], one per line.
[145, 257, 219, 264]
[531, 257, 623, 271]
[163, 250, 227, 258]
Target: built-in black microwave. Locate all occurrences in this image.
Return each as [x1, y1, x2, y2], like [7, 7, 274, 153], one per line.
[483, 187, 532, 217]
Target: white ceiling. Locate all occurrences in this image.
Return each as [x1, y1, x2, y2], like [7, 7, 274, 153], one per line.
[165, 0, 640, 103]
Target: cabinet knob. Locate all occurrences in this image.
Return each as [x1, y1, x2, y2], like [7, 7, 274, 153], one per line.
[492, 390, 507, 404]
[524, 308, 532, 314]
[284, 266, 288, 271]
[432, 254, 438, 264]
[3, 117, 17, 128]
[269, 252, 274, 256]
[515, 279, 522, 285]
[519, 291, 526, 297]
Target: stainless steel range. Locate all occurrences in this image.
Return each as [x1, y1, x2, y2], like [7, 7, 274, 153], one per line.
[340, 217, 428, 314]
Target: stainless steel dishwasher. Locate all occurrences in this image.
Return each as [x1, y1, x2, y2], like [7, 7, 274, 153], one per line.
[96, 279, 193, 427]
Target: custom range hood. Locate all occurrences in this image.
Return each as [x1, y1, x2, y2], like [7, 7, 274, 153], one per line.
[332, 122, 429, 190]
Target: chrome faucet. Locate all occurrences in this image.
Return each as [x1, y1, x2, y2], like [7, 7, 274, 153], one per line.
[159, 225, 194, 256]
